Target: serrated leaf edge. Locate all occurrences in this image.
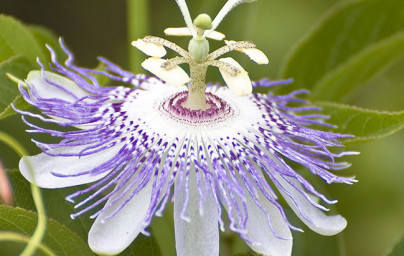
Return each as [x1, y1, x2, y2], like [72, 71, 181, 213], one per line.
[315, 101, 404, 144]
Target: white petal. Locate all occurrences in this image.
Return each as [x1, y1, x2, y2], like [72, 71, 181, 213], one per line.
[131, 39, 167, 57]
[164, 27, 192, 37]
[19, 145, 121, 188]
[218, 57, 252, 95]
[242, 191, 293, 256]
[141, 57, 189, 87]
[174, 171, 219, 256]
[222, 173, 292, 256]
[274, 173, 347, 236]
[26, 71, 88, 102]
[88, 181, 153, 255]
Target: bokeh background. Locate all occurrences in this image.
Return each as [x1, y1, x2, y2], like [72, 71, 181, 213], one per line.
[0, 0, 403, 256]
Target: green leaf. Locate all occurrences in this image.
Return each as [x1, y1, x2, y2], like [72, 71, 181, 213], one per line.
[311, 30, 404, 102]
[0, 205, 94, 256]
[316, 102, 404, 143]
[0, 95, 31, 121]
[280, 0, 404, 101]
[386, 236, 404, 256]
[28, 25, 66, 63]
[0, 15, 46, 64]
[122, 234, 162, 256]
[8, 170, 92, 240]
[0, 55, 35, 121]
[8, 170, 162, 256]
[0, 16, 63, 121]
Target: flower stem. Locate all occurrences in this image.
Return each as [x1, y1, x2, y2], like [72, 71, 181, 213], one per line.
[0, 132, 47, 256]
[127, 0, 149, 73]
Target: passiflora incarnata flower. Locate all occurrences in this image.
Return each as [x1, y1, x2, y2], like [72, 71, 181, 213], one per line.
[17, 0, 358, 255]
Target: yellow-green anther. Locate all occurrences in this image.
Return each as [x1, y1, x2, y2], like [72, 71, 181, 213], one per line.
[194, 14, 212, 30]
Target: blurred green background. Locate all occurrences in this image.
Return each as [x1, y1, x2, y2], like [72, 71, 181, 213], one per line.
[0, 0, 403, 256]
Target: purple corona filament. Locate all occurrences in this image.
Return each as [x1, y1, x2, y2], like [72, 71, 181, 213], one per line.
[17, 39, 357, 256]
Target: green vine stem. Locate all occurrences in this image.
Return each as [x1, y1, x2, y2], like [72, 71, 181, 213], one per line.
[127, 0, 150, 73]
[0, 131, 47, 256]
[0, 232, 54, 256]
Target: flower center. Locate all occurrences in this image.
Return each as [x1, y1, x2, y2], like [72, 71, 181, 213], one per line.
[157, 90, 237, 127]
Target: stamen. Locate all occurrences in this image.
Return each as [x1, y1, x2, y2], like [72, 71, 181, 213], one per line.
[204, 60, 241, 76]
[161, 57, 190, 70]
[131, 39, 167, 57]
[217, 57, 252, 96]
[204, 31, 226, 41]
[141, 57, 190, 87]
[225, 40, 268, 64]
[141, 36, 190, 58]
[164, 27, 193, 37]
[208, 41, 256, 60]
